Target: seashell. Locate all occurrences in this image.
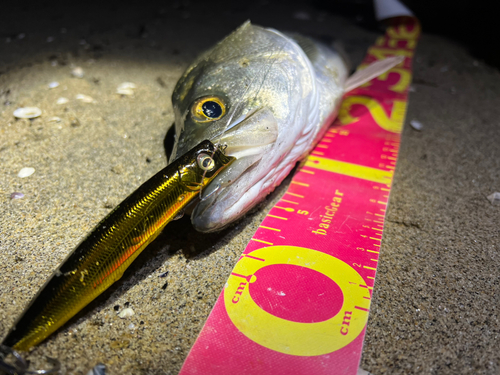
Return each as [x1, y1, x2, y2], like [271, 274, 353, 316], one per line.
[47, 116, 62, 123]
[18, 167, 35, 178]
[117, 307, 135, 319]
[487, 192, 500, 205]
[70, 116, 81, 127]
[86, 363, 106, 375]
[116, 82, 136, 96]
[56, 97, 69, 105]
[48, 81, 59, 89]
[71, 67, 84, 78]
[410, 120, 423, 131]
[76, 94, 94, 103]
[13, 107, 42, 119]
[10, 192, 25, 199]
[117, 88, 135, 96]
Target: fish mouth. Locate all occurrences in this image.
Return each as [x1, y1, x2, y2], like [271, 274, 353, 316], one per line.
[191, 107, 279, 232]
[218, 107, 278, 158]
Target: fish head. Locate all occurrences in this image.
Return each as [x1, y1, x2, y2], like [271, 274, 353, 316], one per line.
[171, 22, 309, 232]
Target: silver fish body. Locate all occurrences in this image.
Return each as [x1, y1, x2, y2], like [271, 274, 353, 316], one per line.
[170, 21, 349, 232]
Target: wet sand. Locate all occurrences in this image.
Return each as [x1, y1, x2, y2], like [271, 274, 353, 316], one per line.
[1, 1, 499, 374]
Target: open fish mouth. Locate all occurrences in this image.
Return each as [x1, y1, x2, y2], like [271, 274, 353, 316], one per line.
[192, 107, 279, 232]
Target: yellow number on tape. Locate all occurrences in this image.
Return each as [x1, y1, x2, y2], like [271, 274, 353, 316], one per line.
[339, 96, 407, 133]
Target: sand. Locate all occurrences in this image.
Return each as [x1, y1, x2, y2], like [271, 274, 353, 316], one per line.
[1, 1, 499, 374]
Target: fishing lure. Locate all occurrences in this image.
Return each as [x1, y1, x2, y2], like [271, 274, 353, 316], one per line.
[1, 140, 234, 352]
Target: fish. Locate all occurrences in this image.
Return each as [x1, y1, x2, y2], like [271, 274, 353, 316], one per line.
[1, 140, 234, 351]
[168, 21, 397, 233]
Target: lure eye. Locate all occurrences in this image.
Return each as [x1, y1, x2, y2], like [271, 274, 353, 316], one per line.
[197, 153, 215, 171]
[191, 96, 226, 122]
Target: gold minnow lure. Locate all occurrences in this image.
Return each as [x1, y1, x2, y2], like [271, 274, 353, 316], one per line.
[1, 140, 234, 351]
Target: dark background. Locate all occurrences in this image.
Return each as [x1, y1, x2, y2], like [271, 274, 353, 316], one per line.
[1, 0, 497, 69]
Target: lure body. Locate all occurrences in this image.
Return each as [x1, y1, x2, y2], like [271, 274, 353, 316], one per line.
[2, 140, 234, 351]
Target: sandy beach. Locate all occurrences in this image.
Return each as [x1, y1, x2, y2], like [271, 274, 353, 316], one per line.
[1, 1, 499, 374]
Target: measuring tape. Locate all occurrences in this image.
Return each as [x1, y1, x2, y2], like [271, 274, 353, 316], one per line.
[180, 18, 420, 374]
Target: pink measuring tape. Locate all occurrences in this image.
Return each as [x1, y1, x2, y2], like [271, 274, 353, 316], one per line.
[180, 17, 420, 374]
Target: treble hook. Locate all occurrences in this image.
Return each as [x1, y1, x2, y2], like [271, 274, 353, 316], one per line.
[0, 346, 60, 375]
[198, 144, 224, 201]
[0, 345, 27, 375]
[219, 144, 228, 154]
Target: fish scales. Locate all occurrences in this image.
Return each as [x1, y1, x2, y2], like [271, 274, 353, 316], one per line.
[2, 141, 234, 351]
[169, 21, 349, 232]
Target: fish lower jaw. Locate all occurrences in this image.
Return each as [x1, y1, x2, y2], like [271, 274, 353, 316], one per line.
[192, 179, 265, 233]
[193, 166, 288, 233]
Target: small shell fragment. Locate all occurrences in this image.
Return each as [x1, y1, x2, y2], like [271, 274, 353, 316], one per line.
[13, 107, 42, 119]
[71, 66, 84, 78]
[47, 116, 62, 123]
[56, 97, 69, 105]
[76, 94, 95, 103]
[117, 307, 135, 319]
[410, 120, 423, 131]
[18, 167, 35, 178]
[10, 192, 25, 199]
[48, 81, 59, 89]
[86, 363, 106, 375]
[116, 82, 136, 96]
[487, 192, 500, 205]
[357, 368, 372, 375]
[70, 116, 81, 127]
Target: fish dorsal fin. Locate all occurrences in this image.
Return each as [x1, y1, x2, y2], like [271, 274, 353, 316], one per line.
[287, 33, 320, 63]
[344, 56, 404, 92]
[285, 32, 334, 72]
[232, 20, 252, 37]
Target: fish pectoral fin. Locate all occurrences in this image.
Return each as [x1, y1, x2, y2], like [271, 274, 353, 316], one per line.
[344, 56, 405, 92]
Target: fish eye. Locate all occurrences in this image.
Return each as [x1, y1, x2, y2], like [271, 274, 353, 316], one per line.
[202, 101, 222, 118]
[191, 96, 226, 122]
[197, 153, 215, 171]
